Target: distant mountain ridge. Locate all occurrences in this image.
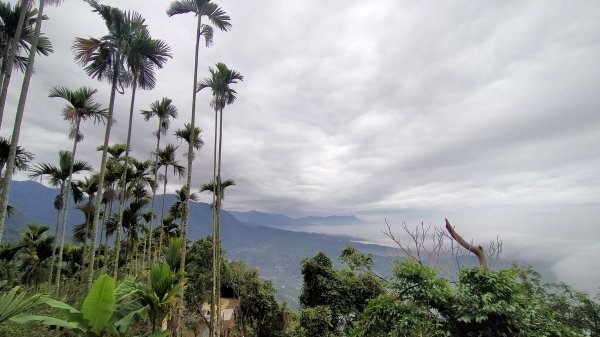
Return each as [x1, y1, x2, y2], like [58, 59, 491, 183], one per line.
[228, 210, 367, 229]
[301, 214, 366, 225]
[227, 210, 309, 227]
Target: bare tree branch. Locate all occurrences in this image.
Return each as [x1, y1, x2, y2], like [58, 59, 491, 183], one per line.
[444, 218, 489, 271]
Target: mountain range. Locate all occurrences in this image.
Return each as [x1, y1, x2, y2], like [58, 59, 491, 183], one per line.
[6, 181, 560, 308]
[228, 210, 366, 228]
[4, 180, 394, 308]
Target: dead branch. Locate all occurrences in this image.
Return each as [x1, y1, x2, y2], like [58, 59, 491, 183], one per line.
[444, 218, 489, 272]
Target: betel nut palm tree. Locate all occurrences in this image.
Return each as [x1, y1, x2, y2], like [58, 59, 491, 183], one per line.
[154, 143, 185, 255]
[141, 97, 177, 264]
[174, 122, 204, 157]
[113, 26, 171, 279]
[166, 0, 231, 281]
[48, 85, 106, 294]
[0, 1, 53, 114]
[0, 0, 63, 244]
[169, 184, 199, 222]
[72, 0, 147, 288]
[0, 0, 29, 125]
[200, 62, 242, 336]
[28, 150, 91, 290]
[200, 176, 235, 336]
[74, 175, 98, 268]
[0, 136, 33, 179]
[117, 158, 154, 270]
[199, 177, 235, 204]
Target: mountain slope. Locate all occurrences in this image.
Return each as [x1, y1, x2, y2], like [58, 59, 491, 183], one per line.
[4, 180, 393, 308]
[227, 210, 311, 227]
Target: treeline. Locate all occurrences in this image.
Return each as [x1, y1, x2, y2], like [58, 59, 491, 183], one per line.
[1, 228, 599, 336]
[295, 249, 600, 337]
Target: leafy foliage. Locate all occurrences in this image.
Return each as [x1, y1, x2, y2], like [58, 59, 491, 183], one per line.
[299, 251, 384, 334]
[0, 282, 46, 324]
[352, 257, 598, 337]
[299, 305, 333, 337]
[11, 274, 146, 336]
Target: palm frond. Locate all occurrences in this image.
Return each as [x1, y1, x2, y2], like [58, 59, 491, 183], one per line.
[0, 286, 46, 324]
[166, 0, 196, 17]
[174, 123, 203, 150]
[200, 24, 213, 47]
[199, 177, 235, 200]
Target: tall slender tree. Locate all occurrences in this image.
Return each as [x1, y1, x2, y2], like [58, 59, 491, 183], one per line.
[140, 97, 177, 264]
[74, 175, 98, 269]
[113, 28, 171, 279]
[28, 151, 90, 288]
[0, 1, 53, 103]
[115, 158, 154, 271]
[48, 86, 106, 294]
[107, 197, 148, 273]
[95, 144, 126, 273]
[140, 211, 153, 270]
[199, 177, 235, 202]
[169, 184, 199, 222]
[72, 0, 147, 288]
[154, 144, 185, 255]
[0, 0, 62, 243]
[18, 224, 53, 289]
[0, 0, 29, 126]
[198, 62, 242, 335]
[0, 136, 32, 237]
[166, 4, 231, 304]
[174, 122, 204, 158]
[0, 136, 33, 179]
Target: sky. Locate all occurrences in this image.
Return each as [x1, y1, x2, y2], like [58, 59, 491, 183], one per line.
[2, 1, 599, 291]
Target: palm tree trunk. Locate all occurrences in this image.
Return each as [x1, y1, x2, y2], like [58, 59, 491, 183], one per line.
[81, 237, 88, 276]
[158, 166, 168, 254]
[102, 201, 111, 275]
[132, 238, 138, 275]
[0, 0, 46, 243]
[210, 105, 219, 337]
[55, 117, 82, 295]
[98, 200, 108, 270]
[0, 41, 11, 95]
[0, 1, 29, 128]
[47, 182, 64, 287]
[123, 231, 130, 271]
[177, 16, 204, 336]
[82, 196, 93, 270]
[147, 125, 161, 264]
[114, 76, 138, 278]
[180, 13, 203, 273]
[87, 51, 122, 289]
[141, 231, 147, 271]
[215, 105, 225, 334]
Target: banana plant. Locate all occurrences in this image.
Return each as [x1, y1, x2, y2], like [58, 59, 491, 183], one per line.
[11, 274, 163, 337]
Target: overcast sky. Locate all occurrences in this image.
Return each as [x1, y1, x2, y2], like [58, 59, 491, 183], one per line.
[2, 1, 599, 291]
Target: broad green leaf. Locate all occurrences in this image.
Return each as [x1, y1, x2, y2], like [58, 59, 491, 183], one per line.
[115, 276, 136, 302]
[114, 306, 148, 334]
[82, 274, 116, 334]
[106, 324, 119, 336]
[45, 298, 80, 315]
[10, 314, 83, 331]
